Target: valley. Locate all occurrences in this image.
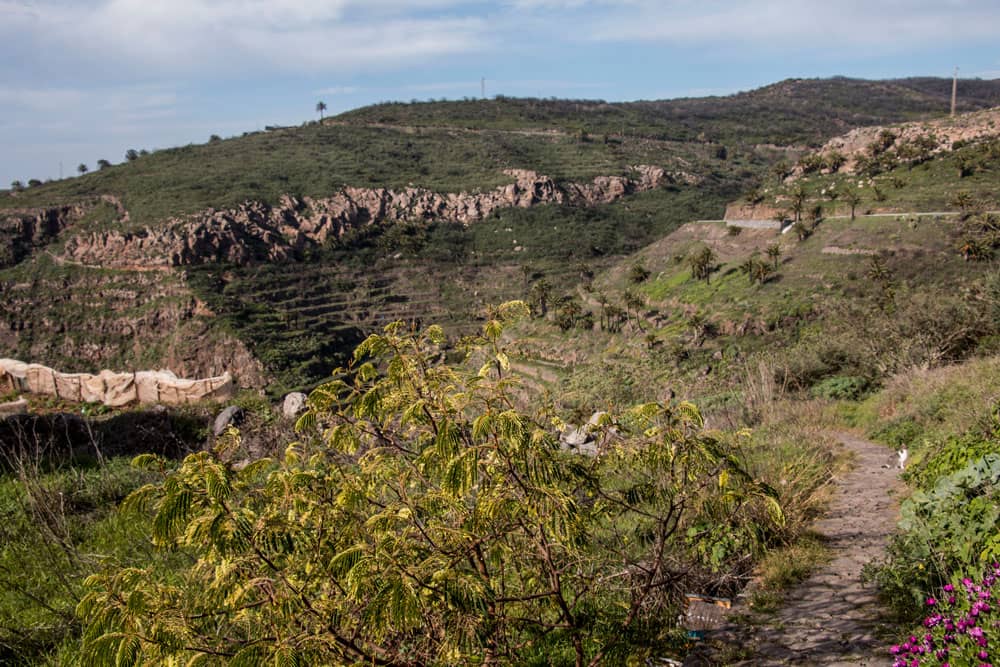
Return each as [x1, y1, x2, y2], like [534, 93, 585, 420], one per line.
[2, 76, 1000, 665]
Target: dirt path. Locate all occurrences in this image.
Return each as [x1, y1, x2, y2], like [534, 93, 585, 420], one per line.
[688, 432, 903, 666]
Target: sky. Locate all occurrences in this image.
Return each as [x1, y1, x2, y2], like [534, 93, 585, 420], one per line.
[2, 0, 999, 188]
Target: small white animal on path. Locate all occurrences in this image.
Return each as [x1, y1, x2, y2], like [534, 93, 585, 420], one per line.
[897, 447, 908, 469]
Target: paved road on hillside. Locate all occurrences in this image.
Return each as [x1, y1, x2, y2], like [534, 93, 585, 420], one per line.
[685, 433, 903, 666]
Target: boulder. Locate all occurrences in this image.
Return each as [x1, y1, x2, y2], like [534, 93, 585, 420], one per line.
[282, 392, 308, 419]
[213, 405, 245, 436]
[560, 425, 591, 448]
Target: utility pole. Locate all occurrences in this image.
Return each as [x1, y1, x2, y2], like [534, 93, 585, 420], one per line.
[951, 66, 959, 117]
[481, 77, 486, 100]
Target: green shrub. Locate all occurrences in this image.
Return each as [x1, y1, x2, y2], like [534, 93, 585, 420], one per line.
[78, 307, 789, 666]
[809, 375, 870, 401]
[871, 450, 1000, 619]
[871, 417, 924, 448]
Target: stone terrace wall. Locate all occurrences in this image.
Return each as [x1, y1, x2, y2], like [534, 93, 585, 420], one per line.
[0, 359, 233, 407]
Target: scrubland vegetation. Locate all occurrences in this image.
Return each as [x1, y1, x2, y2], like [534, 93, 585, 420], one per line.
[3, 77, 1000, 663]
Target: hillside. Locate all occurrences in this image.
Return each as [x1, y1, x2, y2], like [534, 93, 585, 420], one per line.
[4, 76, 1000, 666]
[2, 76, 998, 395]
[336, 76, 1000, 145]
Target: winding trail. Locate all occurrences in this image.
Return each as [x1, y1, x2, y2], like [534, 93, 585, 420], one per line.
[688, 432, 903, 666]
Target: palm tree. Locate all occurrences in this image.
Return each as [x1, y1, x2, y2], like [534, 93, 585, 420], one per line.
[752, 262, 773, 285]
[623, 289, 645, 331]
[958, 237, 991, 262]
[740, 254, 759, 284]
[316, 101, 327, 120]
[529, 279, 551, 317]
[766, 243, 782, 270]
[789, 185, 808, 222]
[688, 246, 716, 283]
[77, 163, 88, 175]
[790, 221, 810, 241]
[950, 190, 976, 213]
[686, 311, 710, 346]
[844, 191, 862, 221]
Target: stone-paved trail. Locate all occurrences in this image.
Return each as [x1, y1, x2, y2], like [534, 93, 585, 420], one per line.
[687, 432, 904, 666]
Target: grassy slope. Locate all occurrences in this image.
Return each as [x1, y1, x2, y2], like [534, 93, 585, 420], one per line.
[336, 77, 1000, 145]
[1, 118, 751, 227]
[507, 195, 996, 419]
[3, 76, 997, 393]
[756, 135, 1000, 215]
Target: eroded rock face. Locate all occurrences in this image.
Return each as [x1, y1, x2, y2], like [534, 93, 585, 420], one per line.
[1, 204, 88, 267]
[804, 106, 1000, 175]
[0, 271, 268, 390]
[61, 167, 679, 268]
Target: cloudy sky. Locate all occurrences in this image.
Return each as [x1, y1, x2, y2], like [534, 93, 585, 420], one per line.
[2, 0, 998, 187]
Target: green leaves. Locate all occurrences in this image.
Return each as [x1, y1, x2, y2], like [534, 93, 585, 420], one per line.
[79, 307, 786, 665]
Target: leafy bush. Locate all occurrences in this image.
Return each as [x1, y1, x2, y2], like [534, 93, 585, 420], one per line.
[872, 417, 925, 448]
[907, 426, 1000, 491]
[78, 305, 787, 666]
[628, 262, 651, 284]
[872, 450, 1000, 618]
[809, 375, 871, 401]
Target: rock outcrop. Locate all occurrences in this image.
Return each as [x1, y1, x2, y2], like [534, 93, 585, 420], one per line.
[282, 392, 308, 419]
[0, 270, 268, 390]
[62, 167, 678, 268]
[0, 195, 129, 268]
[804, 106, 1000, 175]
[1, 204, 89, 267]
[723, 202, 786, 223]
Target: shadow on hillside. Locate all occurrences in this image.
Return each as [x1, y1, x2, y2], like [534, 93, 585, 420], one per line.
[0, 408, 208, 471]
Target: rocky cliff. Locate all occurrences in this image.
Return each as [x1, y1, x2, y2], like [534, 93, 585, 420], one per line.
[61, 166, 683, 268]
[803, 106, 1000, 175]
[0, 268, 268, 389]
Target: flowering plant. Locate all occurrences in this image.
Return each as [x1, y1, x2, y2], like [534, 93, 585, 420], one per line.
[891, 564, 1000, 667]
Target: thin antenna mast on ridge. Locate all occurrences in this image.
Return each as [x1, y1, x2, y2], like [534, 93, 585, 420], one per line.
[481, 77, 486, 99]
[951, 67, 959, 117]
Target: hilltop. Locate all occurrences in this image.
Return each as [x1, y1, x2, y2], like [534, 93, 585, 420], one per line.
[336, 76, 1000, 144]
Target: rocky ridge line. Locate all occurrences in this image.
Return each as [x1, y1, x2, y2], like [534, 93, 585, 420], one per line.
[60, 166, 690, 268]
[803, 106, 1000, 175]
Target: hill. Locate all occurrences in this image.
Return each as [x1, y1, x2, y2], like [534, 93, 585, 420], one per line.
[3, 76, 1000, 666]
[2, 76, 998, 394]
[335, 76, 1000, 145]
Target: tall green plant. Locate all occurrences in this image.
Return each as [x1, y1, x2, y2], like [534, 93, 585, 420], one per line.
[78, 303, 783, 666]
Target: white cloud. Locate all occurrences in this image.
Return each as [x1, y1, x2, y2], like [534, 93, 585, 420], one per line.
[578, 0, 1000, 48]
[4, 0, 999, 81]
[0, 88, 89, 112]
[0, 0, 491, 76]
[315, 86, 362, 96]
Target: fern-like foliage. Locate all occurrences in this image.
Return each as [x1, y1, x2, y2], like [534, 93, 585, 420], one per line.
[78, 301, 785, 665]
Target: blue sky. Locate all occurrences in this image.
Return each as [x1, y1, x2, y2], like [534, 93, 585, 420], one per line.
[2, 0, 998, 188]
